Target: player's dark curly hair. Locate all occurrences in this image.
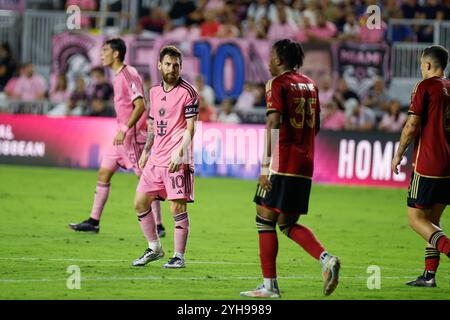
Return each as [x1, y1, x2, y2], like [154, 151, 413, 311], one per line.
[105, 38, 126, 62]
[422, 45, 449, 70]
[159, 45, 183, 65]
[272, 39, 305, 70]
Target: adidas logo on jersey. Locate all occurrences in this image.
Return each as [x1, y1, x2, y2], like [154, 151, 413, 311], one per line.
[177, 190, 183, 194]
[161, 96, 166, 101]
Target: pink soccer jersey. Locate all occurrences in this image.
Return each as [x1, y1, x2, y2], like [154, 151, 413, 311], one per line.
[148, 78, 199, 167]
[113, 65, 147, 142]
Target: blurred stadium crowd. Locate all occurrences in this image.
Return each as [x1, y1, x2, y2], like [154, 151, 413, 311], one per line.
[1, 0, 449, 132]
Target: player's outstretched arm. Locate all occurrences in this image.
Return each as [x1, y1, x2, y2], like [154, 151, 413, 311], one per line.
[114, 97, 146, 145]
[392, 114, 421, 174]
[168, 116, 197, 173]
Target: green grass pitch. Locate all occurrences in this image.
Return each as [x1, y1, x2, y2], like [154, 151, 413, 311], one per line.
[0, 164, 448, 300]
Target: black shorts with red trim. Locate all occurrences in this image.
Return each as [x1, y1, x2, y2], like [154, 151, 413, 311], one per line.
[407, 171, 450, 209]
[254, 173, 311, 215]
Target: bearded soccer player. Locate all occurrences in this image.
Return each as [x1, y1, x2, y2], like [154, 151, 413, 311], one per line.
[131, 45, 198, 269]
[392, 45, 450, 287]
[68, 38, 165, 236]
[240, 39, 341, 299]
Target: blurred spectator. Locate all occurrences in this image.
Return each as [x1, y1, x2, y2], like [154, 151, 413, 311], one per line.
[49, 74, 70, 103]
[305, 12, 337, 41]
[267, 3, 298, 41]
[253, 83, 266, 108]
[321, 99, 346, 131]
[200, 10, 220, 37]
[318, 77, 334, 106]
[363, 78, 391, 115]
[378, 99, 407, 133]
[137, 7, 170, 34]
[390, 11, 416, 42]
[89, 67, 113, 102]
[246, 0, 270, 25]
[217, 98, 241, 124]
[302, 0, 318, 27]
[6, 63, 46, 101]
[48, 77, 87, 116]
[169, 0, 199, 27]
[0, 43, 16, 92]
[334, 78, 359, 115]
[345, 102, 376, 132]
[401, 0, 423, 19]
[268, 0, 297, 26]
[198, 96, 217, 122]
[217, 15, 241, 38]
[87, 98, 115, 117]
[246, 15, 270, 39]
[195, 75, 215, 107]
[422, 0, 446, 19]
[339, 12, 360, 41]
[236, 81, 256, 111]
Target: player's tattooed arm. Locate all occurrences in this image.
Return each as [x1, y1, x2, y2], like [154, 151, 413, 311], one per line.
[392, 114, 421, 174]
[139, 118, 154, 169]
[144, 118, 155, 153]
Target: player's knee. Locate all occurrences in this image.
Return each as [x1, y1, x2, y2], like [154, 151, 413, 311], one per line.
[98, 168, 113, 183]
[134, 197, 148, 213]
[256, 214, 276, 233]
[170, 200, 187, 214]
[278, 224, 294, 237]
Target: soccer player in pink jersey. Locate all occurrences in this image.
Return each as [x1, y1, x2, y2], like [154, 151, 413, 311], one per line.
[132, 46, 199, 268]
[68, 38, 165, 236]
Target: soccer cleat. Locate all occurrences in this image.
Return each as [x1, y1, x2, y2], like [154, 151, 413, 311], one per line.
[163, 256, 185, 269]
[68, 220, 99, 233]
[157, 224, 166, 238]
[406, 275, 436, 287]
[132, 247, 165, 266]
[240, 284, 281, 299]
[322, 256, 341, 296]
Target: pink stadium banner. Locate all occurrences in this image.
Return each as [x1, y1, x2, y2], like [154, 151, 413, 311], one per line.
[51, 32, 389, 104]
[0, 115, 411, 188]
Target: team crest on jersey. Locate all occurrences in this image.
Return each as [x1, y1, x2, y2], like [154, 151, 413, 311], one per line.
[157, 120, 168, 136]
[159, 108, 166, 117]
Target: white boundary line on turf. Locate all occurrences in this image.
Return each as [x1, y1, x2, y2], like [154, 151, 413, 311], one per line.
[0, 256, 427, 272]
[0, 257, 431, 272]
[2, 275, 448, 283]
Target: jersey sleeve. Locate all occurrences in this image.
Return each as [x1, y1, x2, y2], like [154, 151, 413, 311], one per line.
[266, 78, 283, 115]
[315, 87, 321, 133]
[408, 81, 428, 117]
[185, 91, 200, 119]
[128, 74, 144, 103]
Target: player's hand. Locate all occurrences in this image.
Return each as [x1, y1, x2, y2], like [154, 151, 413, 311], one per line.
[168, 152, 182, 173]
[259, 174, 272, 191]
[391, 154, 402, 175]
[139, 150, 149, 169]
[114, 130, 126, 145]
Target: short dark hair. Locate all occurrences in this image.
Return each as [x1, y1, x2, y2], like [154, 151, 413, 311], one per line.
[105, 38, 126, 62]
[159, 45, 182, 65]
[90, 66, 105, 76]
[422, 45, 449, 70]
[272, 39, 305, 70]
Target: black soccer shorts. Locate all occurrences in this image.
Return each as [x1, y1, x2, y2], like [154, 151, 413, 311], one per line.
[407, 171, 450, 209]
[254, 173, 311, 215]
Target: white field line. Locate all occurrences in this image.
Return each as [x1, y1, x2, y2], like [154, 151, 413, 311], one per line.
[2, 274, 448, 284]
[0, 257, 426, 272]
[0, 257, 425, 271]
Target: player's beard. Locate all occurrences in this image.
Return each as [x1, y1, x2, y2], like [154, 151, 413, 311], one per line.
[162, 72, 179, 85]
